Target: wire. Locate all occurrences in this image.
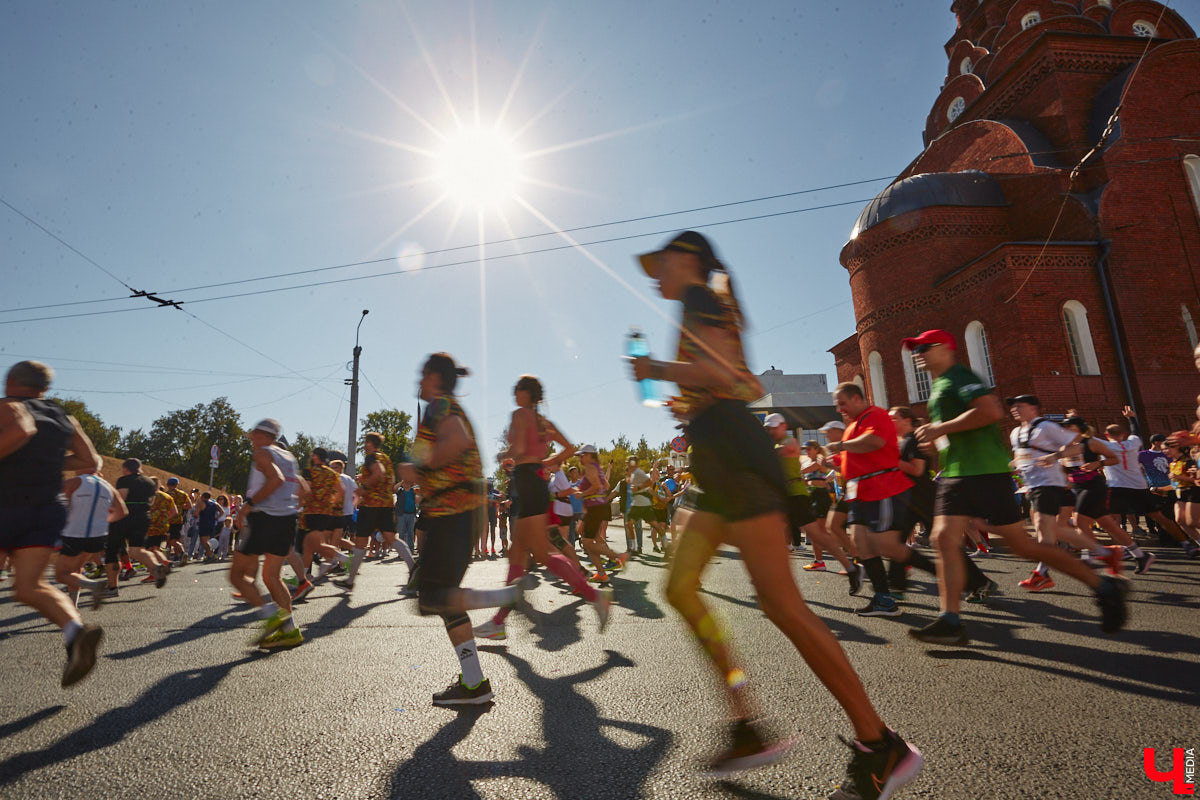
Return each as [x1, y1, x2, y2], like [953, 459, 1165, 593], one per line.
[0, 177, 893, 315]
[359, 369, 395, 410]
[0, 197, 876, 325]
[0, 196, 135, 293]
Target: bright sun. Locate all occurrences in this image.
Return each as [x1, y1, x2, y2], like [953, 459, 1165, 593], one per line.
[434, 125, 523, 208]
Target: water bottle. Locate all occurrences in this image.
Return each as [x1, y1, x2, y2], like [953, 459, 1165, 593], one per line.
[626, 328, 663, 407]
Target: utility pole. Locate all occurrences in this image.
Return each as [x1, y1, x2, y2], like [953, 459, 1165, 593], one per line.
[346, 309, 369, 472]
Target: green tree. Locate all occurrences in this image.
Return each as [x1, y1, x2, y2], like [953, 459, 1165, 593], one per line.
[289, 432, 340, 473]
[48, 396, 121, 456]
[359, 408, 413, 468]
[118, 427, 149, 457]
[127, 397, 251, 489]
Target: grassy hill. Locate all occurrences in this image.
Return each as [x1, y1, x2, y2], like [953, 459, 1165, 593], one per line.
[96, 455, 228, 497]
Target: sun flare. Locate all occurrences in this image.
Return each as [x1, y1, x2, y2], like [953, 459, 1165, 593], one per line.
[434, 126, 523, 208]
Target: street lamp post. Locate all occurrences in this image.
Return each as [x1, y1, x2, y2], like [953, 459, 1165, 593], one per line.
[346, 309, 369, 472]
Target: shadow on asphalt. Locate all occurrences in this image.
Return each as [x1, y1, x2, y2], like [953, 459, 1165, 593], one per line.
[610, 576, 666, 620]
[0, 611, 44, 631]
[387, 648, 670, 800]
[718, 779, 796, 800]
[302, 594, 392, 642]
[0, 706, 65, 740]
[105, 605, 245, 660]
[0, 654, 260, 786]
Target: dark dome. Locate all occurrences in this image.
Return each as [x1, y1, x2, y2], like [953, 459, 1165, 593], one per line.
[850, 170, 1006, 239]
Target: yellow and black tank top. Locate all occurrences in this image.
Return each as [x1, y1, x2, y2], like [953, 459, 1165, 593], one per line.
[413, 395, 484, 518]
[673, 284, 761, 418]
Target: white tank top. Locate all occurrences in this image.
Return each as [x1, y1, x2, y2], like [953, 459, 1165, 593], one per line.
[339, 473, 357, 515]
[247, 444, 300, 516]
[64, 474, 115, 539]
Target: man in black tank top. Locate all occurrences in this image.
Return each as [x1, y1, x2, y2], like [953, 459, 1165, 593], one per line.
[0, 360, 105, 687]
[104, 458, 170, 596]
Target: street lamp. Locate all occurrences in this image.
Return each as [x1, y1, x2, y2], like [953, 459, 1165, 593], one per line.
[346, 309, 369, 471]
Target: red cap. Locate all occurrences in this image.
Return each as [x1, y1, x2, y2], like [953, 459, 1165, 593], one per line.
[901, 329, 957, 351]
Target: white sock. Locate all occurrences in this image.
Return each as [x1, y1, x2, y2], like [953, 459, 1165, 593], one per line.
[1035, 563, 1048, 575]
[461, 586, 518, 610]
[1128, 545, 1144, 558]
[347, 548, 366, 581]
[281, 615, 297, 632]
[258, 602, 279, 619]
[78, 577, 106, 590]
[456, 639, 484, 688]
[63, 619, 83, 645]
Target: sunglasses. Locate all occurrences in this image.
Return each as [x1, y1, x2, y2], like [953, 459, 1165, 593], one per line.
[913, 343, 942, 354]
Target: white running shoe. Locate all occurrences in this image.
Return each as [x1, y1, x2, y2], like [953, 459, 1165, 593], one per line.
[473, 619, 506, 641]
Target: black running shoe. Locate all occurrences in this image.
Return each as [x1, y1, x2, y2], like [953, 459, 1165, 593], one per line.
[1096, 574, 1130, 634]
[856, 596, 901, 617]
[703, 718, 794, 776]
[432, 675, 494, 707]
[1133, 552, 1157, 575]
[828, 728, 924, 800]
[907, 617, 969, 646]
[965, 579, 999, 604]
[62, 624, 104, 688]
[847, 564, 863, 596]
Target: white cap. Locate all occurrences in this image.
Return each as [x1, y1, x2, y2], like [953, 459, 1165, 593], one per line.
[250, 418, 282, 439]
[763, 412, 787, 428]
[577, 444, 598, 455]
[818, 420, 846, 432]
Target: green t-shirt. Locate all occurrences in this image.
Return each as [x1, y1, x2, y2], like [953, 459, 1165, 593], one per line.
[927, 362, 1011, 477]
[776, 437, 810, 497]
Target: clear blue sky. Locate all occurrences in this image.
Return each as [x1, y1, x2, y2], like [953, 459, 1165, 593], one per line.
[8, 1, 1172, 466]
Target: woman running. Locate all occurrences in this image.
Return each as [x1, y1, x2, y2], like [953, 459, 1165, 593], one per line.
[576, 445, 629, 582]
[630, 230, 921, 795]
[397, 353, 530, 706]
[473, 376, 612, 641]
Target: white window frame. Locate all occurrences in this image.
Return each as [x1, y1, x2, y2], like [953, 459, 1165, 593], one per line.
[1021, 11, 1042, 30]
[960, 56, 974, 75]
[902, 347, 933, 403]
[1063, 300, 1101, 376]
[853, 374, 865, 394]
[868, 351, 888, 409]
[947, 96, 966, 123]
[1132, 19, 1157, 38]
[964, 321, 996, 386]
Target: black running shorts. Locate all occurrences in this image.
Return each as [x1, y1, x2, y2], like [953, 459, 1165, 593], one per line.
[304, 513, 339, 532]
[356, 505, 396, 535]
[237, 512, 296, 557]
[60, 535, 105, 558]
[786, 493, 817, 529]
[933, 474, 1022, 526]
[1072, 480, 1109, 520]
[1028, 485, 1075, 516]
[168, 523, 183, 541]
[106, 512, 150, 560]
[582, 504, 611, 538]
[416, 511, 473, 591]
[847, 490, 910, 534]
[0, 502, 66, 551]
[1107, 487, 1164, 516]
[809, 487, 832, 519]
[685, 400, 787, 523]
[512, 464, 550, 519]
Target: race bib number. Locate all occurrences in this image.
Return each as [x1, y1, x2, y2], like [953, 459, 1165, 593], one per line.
[935, 436, 950, 453]
[845, 479, 858, 501]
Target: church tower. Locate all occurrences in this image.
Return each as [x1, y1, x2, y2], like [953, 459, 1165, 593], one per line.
[830, 0, 1200, 434]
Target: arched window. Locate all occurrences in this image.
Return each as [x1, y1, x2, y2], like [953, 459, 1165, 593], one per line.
[853, 374, 865, 394]
[1184, 305, 1198, 351]
[868, 351, 888, 408]
[901, 346, 933, 403]
[1185, 156, 1200, 219]
[1021, 11, 1041, 30]
[964, 321, 995, 386]
[960, 56, 974, 75]
[1063, 300, 1101, 375]
[1097, 0, 1111, 7]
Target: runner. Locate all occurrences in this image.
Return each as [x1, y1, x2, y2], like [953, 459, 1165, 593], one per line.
[164, 477, 191, 565]
[1103, 413, 1198, 558]
[576, 444, 629, 583]
[826, 385, 949, 616]
[335, 432, 398, 591]
[104, 459, 169, 597]
[1006, 395, 1120, 591]
[1059, 416, 1156, 574]
[548, 464, 590, 578]
[0, 360, 106, 686]
[142, 478, 176, 583]
[56, 472, 127, 609]
[231, 418, 307, 649]
[292, 446, 343, 601]
[764, 413, 863, 594]
[631, 231, 921, 796]
[473, 375, 612, 642]
[329, 458, 357, 575]
[398, 353, 530, 706]
[904, 329, 1128, 644]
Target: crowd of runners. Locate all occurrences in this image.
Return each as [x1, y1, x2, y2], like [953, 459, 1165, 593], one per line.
[5, 230, 1200, 799]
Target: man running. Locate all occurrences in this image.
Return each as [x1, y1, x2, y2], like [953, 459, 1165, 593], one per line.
[0, 360, 106, 686]
[57, 472, 127, 609]
[292, 447, 342, 601]
[1007, 395, 1121, 590]
[905, 330, 1128, 644]
[105, 459, 169, 597]
[231, 418, 307, 649]
[164, 477, 191, 565]
[336, 432, 399, 591]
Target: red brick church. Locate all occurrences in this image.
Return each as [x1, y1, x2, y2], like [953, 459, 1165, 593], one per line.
[829, 0, 1200, 436]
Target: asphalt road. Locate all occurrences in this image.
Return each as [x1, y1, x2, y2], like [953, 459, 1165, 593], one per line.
[1, 529, 1198, 800]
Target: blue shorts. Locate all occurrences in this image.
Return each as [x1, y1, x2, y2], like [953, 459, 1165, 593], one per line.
[0, 502, 67, 551]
